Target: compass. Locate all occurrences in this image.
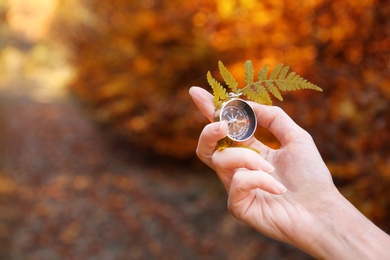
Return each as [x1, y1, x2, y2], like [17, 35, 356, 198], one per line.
[215, 94, 257, 142]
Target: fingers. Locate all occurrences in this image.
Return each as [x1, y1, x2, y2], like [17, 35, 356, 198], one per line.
[211, 147, 276, 192]
[213, 148, 274, 174]
[196, 121, 228, 169]
[251, 104, 310, 146]
[189, 86, 215, 122]
[228, 170, 287, 214]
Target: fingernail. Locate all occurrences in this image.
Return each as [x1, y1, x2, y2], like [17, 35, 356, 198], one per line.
[189, 86, 199, 97]
[219, 120, 228, 130]
[274, 181, 287, 194]
[212, 121, 227, 132]
[264, 162, 275, 173]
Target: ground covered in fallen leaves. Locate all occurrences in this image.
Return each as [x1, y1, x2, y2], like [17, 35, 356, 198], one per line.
[0, 88, 310, 259]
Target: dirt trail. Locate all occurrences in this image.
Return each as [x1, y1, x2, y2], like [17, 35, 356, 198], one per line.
[0, 90, 309, 259]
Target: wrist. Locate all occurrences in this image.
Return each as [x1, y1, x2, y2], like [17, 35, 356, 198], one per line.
[296, 190, 390, 259]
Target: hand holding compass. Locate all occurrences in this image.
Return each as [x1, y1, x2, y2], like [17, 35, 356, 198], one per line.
[190, 85, 390, 260]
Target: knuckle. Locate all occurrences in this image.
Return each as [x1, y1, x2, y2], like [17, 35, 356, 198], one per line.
[286, 127, 313, 143]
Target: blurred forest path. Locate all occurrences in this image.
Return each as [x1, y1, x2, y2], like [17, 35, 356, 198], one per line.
[0, 44, 309, 260]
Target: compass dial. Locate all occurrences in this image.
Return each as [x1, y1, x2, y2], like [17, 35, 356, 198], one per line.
[219, 99, 257, 142]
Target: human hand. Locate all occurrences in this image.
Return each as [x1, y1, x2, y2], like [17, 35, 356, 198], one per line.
[189, 86, 390, 258]
[189, 86, 339, 253]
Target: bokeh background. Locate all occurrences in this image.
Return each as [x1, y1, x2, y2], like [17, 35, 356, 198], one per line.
[0, 0, 389, 259]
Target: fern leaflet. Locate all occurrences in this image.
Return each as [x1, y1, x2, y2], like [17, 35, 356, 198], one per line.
[207, 71, 228, 108]
[244, 60, 254, 86]
[257, 65, 268, 82]
[218, 61, 239, 93]
[265, 81, 283, 101]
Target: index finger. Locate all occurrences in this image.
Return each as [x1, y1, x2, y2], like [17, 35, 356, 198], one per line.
[251, 104, 310, 146]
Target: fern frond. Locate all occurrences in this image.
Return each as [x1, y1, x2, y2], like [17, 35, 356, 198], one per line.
[218, 61, 239, 93]
[207, 71, 228, 108]
[207, 60, 322, 108]
[244, 60, 254, 86]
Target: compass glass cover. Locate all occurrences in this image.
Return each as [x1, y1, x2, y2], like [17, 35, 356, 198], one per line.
[220, 99, 257, 142]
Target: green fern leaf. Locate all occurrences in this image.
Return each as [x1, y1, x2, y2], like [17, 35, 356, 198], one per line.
[207, 71, 228, 108]
[207, 60, 322, 108]
[244, 60, 254, 85]
[218, 61, 239, 93]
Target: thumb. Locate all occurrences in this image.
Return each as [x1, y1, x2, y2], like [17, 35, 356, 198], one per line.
[189, 86, 215, 122]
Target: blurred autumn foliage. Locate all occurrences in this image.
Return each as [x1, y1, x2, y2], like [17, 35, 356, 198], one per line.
[53, 0, 389, 227]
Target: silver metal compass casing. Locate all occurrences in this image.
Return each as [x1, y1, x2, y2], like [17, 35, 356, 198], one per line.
[214, 95, 257, 142]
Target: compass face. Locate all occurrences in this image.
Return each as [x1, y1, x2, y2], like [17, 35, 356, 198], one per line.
[220, 99, 257, 142]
